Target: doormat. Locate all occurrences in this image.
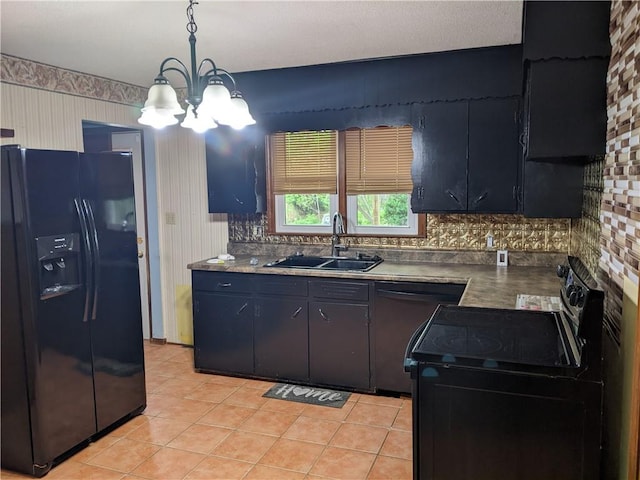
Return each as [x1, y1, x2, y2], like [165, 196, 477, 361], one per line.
[263, 383, 351, 408]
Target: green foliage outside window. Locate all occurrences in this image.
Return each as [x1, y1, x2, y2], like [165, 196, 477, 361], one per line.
[357, 194, 409, 227]
[284, 194, 331, 225]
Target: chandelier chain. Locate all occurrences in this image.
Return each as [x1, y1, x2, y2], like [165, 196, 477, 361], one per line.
[186, 0, 198, 35]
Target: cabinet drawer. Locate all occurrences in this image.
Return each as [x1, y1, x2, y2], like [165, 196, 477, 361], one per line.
[192, 271, 253, 293]
[254, 275, 308, 296]
[309, 280, 369, 302]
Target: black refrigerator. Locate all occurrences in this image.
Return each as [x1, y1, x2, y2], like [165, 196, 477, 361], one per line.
[1, 145, 146, 477]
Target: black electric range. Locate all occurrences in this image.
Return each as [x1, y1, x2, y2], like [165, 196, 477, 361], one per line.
[406, 256, 604, 480]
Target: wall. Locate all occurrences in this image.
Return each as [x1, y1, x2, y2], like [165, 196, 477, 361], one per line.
[0, 55, 228, 343]
[599, 1, 640, 478]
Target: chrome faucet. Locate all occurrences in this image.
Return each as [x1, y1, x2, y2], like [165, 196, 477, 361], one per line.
[331, 212, 348, 257]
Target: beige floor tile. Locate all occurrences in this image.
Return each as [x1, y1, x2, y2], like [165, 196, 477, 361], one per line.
[346, 403, 399, 428]
[164, 347, 194, 364]
[300, 401, 355, 422]
[329, 423, 388, 453]
[184, 383, 238, 403]
[243, 379, 277, 390]
[239, 409, 299, 436]
[204, 374, 248, 387]
[197, 403, 257, 428]
[46, 460, 125, 479]
[131, 447, 204, 479]
[367, 455, 412, 480]
[142, 393, 182, 418]
[126, 416, 192, 445]
[308, 446, 376, 479]
[283, 416, 341, 445]
[0, 469, 33, 479]
[244, 464, 306, 479]
[379, 430, 412, 460]
[106, 414, 147, 438]
[151, 377, 205, 398]
[145, 375, 171, 394]
[167, 424, 232, 454]
[260, 397, 308, 415]
[70, 435, 121, 463]
[184, 455, 252, 480]
[357, 394, 405, 408]
[258, 438, 324, 473]
[155, 397, 214, 423]
[211, 431, 277, 463]
[223, 386, 269, 409]
[392, 406, 412, 431]
[87, 438, 160, 473]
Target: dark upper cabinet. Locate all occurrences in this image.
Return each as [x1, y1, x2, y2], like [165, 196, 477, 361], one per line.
[524, 58, 609, 159]
[205, 126, 266, 214]
[468, 98, 520, 213]
[523, 160, 585, 218]
[523, 1, 611, 60]
[411, 102, 468, 213]
[411, 98, 520, 214]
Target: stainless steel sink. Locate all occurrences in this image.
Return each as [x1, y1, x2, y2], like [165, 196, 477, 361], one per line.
[264, 254, 383, 272]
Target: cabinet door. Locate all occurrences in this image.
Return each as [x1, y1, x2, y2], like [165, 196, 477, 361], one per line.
[193, 292, 254, 374]
[411, 102, 468, 213]
[468, 98, 520, 213]
[522, 1, 611, 60]
[309, 301, 370, 390]
[525, 59, 608, 159]
[205, 126, 266, 214]
[523, 161, 584, 218]
[254, 297, 308, 382]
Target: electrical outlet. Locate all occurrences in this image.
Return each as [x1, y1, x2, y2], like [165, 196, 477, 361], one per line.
[486, 234, 494, 248]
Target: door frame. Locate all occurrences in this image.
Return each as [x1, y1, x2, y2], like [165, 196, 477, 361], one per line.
[81, 120, 163, 340]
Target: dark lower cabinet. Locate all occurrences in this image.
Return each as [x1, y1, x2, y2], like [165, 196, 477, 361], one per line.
[309, 301, 370, 390]
[193, 292, 254, 375]
[254, 297, 308, 382]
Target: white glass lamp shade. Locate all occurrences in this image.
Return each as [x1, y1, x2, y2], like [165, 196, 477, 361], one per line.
[143, 82, 184, 114]
[181, 105, 217, 133]
[219, 92, 256, 130]
[199, 77, 232, 121]
[138, 109, 179, 128]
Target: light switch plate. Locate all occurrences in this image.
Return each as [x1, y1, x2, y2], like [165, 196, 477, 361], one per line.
[497, 250, 508, 266]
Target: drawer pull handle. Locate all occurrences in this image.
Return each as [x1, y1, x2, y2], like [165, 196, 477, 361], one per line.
[218, 282, 232, 288]
[291, 306, 303, 319]
[318, 308, 329, 321]
[236, 303, 248, 315]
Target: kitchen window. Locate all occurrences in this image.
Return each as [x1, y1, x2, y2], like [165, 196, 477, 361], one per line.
[268, 126, 419, 236]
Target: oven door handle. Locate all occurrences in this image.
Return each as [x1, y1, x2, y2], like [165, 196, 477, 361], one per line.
[404, 320, 429, 372]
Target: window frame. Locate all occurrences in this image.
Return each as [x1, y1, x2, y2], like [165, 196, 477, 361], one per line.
[267, 129, 424, 237]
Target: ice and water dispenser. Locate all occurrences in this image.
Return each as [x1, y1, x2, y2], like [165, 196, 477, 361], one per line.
[35, 233, 81, 299]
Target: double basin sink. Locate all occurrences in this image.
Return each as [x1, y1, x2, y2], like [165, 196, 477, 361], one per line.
[264, 254, 383, 272]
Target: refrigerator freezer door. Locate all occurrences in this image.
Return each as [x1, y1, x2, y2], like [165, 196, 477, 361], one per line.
[80, 152, 146, 432]
[2, 147, 97, 473]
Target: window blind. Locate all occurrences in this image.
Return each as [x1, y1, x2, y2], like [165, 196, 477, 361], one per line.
[271, 130, 338, 194]
[345, 126, 413, 194]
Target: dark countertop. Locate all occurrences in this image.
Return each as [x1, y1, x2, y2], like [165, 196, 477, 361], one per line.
[188, 255, 562, 310]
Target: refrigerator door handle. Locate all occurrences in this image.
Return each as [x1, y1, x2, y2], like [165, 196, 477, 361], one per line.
[74, 198, 93, 323]
[83, 199, 100, 321]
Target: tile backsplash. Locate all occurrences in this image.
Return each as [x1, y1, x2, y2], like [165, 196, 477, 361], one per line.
[229, 212, 571, 262]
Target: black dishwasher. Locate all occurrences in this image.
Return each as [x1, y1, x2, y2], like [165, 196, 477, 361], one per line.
[373, 281, 465, 393]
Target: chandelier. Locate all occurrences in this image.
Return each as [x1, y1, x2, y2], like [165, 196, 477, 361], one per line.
[138, 0, 255, 133]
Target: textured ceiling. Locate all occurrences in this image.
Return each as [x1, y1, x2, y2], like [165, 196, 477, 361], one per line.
[0, 1, 523, 88]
